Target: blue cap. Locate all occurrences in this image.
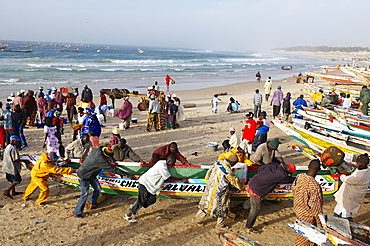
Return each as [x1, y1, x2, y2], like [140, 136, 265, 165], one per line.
[277, 86, 281, 89]
[49, 152, 59, 162]
[319, 89, 323, 93]
[150, 94, 155, 99]
[86, 108, 95, 114]
[10, 135, 21, 141]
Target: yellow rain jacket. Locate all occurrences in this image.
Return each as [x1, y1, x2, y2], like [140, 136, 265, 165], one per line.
[218, 148, 253, 166]
[23, 153, 73, 205]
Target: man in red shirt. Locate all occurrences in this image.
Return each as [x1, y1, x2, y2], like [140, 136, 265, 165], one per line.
[165, 75, 173, 91]
[149, 142, 191, 166]
[241, 112, 256, 157]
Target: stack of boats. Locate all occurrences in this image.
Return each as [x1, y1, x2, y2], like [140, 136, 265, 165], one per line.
[272, 104, 370, 164]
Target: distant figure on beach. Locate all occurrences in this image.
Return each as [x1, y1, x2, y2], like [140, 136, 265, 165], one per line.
[227, 97, 239, 112]
[165, 75, 174, 91]
[270, 86, 283, 118]
[342, 94, 352, 108]
[252, 89, 263, 118]
[81, 85, 93, 102]
[114, 96, 133, 130]
[146, 94, 160, 132]
[292, 160, 322, 245]
[168, 99, 178, 129]
[360, 85, 370, 115]
[264, 77, 272, 101]
[124, 155, 188, 223]
[172, 94, 185, 127]
[255, 71, 261, 83]
[0, 102, 5, 149]
[334, 153, 370, 221]
[211, 94, 221, 113]
[282, 92, 291, 121]
[193, 154, 243, 229]
[2, 103, 18, 146]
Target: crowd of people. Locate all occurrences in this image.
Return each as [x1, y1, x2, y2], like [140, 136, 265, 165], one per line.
[1, 78, 370, 245]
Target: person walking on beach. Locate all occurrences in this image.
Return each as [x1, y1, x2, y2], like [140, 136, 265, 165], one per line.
[73, 147, 134, 218]
[2, 135, 22, 199]
[252, 89, 263, 118]
[333, 153, 370, 221]
[244, 161, 295, 232]
[114, 96, 133, 130]
[193, 154, 244, 229]
[165, 75, 174, 91]
[23, 152, 76, 205]
[292, 160, 323, 246]
[211, 94, 221, 113]
[256, 71, 261, 83]
[124, 155, 188, 223]
[264, 77, 272, 101]
[146, 94, 160, 131]
[270, 86, 283, 118]
[360, 85, 370, 115]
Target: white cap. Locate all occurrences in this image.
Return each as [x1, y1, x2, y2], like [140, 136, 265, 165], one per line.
[229, 128, 236, 132]
[172, 94, 177, 97]
[10, 92, 15, 97]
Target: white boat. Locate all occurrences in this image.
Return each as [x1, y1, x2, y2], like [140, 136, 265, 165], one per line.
[138, 48, 144, 53]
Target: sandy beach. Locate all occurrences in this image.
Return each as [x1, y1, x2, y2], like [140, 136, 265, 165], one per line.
[1, 75, 370, 246]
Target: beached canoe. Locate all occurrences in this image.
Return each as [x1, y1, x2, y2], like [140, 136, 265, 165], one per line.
[288, 214, 370, 246]
[20, 155, 338, 201]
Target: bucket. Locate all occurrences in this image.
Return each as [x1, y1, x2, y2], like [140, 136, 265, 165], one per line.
[166, 122, 171, 128]
[207, 142, 219, 151]
[119, 123, 125, 130]
[63, 118, 67, 124]
[37, 123, 45, 128]
[131, 118, 138, 123]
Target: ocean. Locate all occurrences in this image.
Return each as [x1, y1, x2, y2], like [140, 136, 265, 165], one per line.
[0, 40, 337, 101]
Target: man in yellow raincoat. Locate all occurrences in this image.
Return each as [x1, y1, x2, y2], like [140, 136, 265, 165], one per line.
[23, 152, 76, 205]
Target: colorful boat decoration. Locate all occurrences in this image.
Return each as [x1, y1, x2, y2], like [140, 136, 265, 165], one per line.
[288, 214, 370, 246]
[20, 155, 338, 201]
[219, 233, 259, 246]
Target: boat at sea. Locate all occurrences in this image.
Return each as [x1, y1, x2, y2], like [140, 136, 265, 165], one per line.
[137, 48, 144, 53]
[1, 49, 33, 53]
[59, 48, 79, 52]
[21, 155, 339, 201]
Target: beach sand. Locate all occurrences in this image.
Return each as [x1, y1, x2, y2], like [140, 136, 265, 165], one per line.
[1, 77, 370, 246]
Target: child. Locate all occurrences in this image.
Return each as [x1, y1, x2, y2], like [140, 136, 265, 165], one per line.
[211, 94, 221, 113]
[124, 155, 188, 223]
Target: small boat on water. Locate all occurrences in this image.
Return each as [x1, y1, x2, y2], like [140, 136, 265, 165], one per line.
[137, 48, 144, 53]
[21, 155, 339, 201]
[281, 65, 292, 70]
[1, 49, 33, 53]
[59, 48, 79, 52]
[0, 44, 9, 49]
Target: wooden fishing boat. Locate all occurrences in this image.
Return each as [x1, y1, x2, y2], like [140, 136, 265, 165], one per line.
[59, 48, 79, 52]
[20, 155, 339, 201]
[306, 71, 365, 84]
[288, 214, 370, 246]
[219, 233, 259, 246]
[1, 49, 33, 53]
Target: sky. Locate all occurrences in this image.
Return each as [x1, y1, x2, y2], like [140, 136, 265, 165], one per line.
[0, 0, 369, 51]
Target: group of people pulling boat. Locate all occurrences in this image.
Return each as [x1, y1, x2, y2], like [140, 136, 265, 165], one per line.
[2, 75, 370, 245]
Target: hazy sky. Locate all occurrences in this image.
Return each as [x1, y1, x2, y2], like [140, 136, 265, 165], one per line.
[1, 0, 369, 51]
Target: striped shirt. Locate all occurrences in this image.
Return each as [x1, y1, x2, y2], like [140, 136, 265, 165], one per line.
[253, 93, 263, 105]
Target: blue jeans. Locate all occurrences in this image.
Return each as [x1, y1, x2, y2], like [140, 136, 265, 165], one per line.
[74, 178, 101, 215]
[15, 125, 27, 147]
